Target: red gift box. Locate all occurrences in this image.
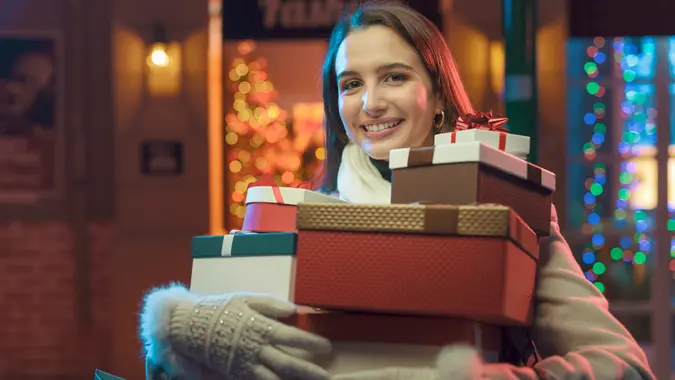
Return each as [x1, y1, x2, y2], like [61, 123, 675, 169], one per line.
[284, 307, 503, 349]
[294, 203, 539, 326]
[282, 307, 504, 362]
[242, 176, 345, 232]
[283, 308, 506, 371]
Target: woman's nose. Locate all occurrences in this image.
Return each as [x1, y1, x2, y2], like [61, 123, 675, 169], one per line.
[361, 88, 386, 115]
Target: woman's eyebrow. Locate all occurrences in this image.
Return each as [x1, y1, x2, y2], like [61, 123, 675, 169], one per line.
[337, 62, 415, 81]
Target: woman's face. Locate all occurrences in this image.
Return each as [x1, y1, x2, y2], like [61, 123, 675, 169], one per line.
[335, 25, 442, 160]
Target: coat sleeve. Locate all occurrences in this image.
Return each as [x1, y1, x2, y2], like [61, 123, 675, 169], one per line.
[477, 205, 655, 380]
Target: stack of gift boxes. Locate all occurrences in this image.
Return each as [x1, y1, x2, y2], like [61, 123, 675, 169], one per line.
[189, 112, 556, 374]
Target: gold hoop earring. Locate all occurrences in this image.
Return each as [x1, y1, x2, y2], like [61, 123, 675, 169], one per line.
[433, 110, 445, 132]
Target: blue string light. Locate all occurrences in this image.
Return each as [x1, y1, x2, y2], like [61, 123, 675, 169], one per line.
[613, 38, 655, 269]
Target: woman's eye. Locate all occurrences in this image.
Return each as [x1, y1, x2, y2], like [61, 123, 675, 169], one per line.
[386, 73, 407, 82]
[343, 80, 360, 91]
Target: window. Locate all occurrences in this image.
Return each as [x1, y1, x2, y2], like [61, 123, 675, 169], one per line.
[566, 37, 675, 307]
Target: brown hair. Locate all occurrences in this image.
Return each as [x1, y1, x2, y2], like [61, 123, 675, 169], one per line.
[318, 0, 474, 194]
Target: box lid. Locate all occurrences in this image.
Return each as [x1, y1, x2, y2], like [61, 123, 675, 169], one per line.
[389, 141, 555, 191]
[191, 232, 297, 258]
[245, 186, 345, 206]
[297, 203, 538, 259]
[434, 129, 530, 157]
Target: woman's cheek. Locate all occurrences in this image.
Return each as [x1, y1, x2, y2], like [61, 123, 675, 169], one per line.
[340, 98, 359, 135]
[414, 85, 431, 111]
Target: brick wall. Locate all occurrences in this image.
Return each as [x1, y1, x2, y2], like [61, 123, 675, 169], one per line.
[0, 221, 114, 380]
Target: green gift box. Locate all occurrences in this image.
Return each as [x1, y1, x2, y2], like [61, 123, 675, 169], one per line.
[190, 232, 298, 299]
[191, 232, 297, 258]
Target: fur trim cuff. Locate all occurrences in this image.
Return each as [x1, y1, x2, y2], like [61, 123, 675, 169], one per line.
[139, 282, 201, 379]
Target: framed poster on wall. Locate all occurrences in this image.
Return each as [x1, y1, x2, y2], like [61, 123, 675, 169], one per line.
[0, 32, 64, 203]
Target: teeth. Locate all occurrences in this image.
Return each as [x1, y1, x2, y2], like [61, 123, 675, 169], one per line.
[364, 120, 400, 132]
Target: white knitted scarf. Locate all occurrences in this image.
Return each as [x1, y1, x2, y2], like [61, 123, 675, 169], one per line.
[336, 141, 393, 204]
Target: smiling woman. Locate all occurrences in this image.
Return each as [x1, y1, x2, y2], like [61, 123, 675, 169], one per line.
[319, 3, 473, 194]
[316, 2, 656, 379]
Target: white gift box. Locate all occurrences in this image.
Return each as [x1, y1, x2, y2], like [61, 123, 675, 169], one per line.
[189, 233, 297, 299]
[190, 255, 297, 299]
[434, 129, 530, 159]
[245, 186, 343, 205]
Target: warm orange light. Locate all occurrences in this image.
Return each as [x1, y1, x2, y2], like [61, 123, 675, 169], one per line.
[148, 43, 170, 67]
[232, 191, 244, 203]
[146, 41, 181, 96]
[627, 145, 675, 211]
[281, 171, 295, 184]
[315, 147, 326, 160]
[489, 41, 504, 95]
[208, 0, 224, 235]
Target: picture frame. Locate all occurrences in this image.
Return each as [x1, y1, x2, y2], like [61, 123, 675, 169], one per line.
[0, 31, 65, 204]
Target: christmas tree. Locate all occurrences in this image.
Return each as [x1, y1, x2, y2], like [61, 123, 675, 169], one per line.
[224, 41, 325, 230]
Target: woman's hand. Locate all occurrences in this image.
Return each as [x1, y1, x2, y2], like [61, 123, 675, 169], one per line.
[140, 284, 332, 380]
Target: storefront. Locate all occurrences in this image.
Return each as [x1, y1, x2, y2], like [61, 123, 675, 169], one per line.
[209, 0, 443, 231]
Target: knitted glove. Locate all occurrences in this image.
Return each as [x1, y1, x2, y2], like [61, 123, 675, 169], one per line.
[331, 345, 484, 380]
[140, 283, 332, 380]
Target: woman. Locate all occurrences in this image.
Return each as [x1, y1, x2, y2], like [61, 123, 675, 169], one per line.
[140, 1, 655, 379]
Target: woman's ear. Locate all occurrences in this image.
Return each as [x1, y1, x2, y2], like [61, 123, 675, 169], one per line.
[434, 94, 445, 115]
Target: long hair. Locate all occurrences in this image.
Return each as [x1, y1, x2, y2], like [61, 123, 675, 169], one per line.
[318, 0, 474, 194]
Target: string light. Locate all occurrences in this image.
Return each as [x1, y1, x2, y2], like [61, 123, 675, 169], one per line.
[580, 37, 611, 293]
[580, 37, 667, 293]
[612, 38, 657, 282]
[225, 41, 326, 229]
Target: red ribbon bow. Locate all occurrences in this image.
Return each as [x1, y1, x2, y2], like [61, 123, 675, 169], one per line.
[455, 111, 509, 132]
[247, 174, 277, 190]
[247, 175, 312, 203]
